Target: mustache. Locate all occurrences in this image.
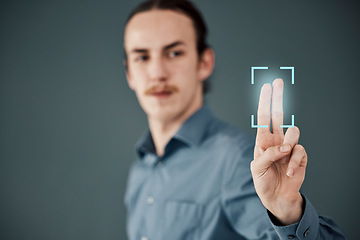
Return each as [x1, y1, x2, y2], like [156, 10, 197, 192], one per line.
[144, 84, 179, 95]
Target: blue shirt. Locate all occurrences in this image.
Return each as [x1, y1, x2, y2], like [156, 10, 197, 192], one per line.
[124, 105, 346, 240]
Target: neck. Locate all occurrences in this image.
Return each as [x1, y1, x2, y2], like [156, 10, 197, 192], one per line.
[148, 102, 203, 156]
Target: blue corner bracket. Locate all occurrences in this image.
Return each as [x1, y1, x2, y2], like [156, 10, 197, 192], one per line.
[251, 115, 268, 128]
[251, 66, 268, 84]
[279, 66, 295, 84]
[251, 114, 295, 129]
[280, 115, 295, 128]
[250, 66, 295, 129]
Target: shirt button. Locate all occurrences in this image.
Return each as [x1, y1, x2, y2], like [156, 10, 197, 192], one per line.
[287, 235, 296, 239]
[156, 161, 163, 167]
[146, 195, 155, 205]
[141, 236, 149, 240]
[304, 228, 310, 237]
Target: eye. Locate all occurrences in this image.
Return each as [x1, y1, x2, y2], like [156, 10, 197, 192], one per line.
[168, 51, 183, 58]
[135, 55, 149, 62]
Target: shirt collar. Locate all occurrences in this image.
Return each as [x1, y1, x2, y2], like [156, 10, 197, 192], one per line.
[135, 104, 214, 158]
[135, 129, 155, 158]
[173, 104, 214, 147]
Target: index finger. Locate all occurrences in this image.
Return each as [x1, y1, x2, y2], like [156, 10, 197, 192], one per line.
[256, 83, 272, 135]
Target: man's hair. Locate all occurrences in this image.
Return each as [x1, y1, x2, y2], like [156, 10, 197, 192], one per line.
[124, 0, 211, 94]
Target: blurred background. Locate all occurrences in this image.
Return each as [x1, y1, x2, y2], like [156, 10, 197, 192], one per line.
[1, 0, 359, 239]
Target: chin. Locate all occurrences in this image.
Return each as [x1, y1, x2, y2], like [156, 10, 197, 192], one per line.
[147, 108, 178, 122]
[145, 102, 182, 121]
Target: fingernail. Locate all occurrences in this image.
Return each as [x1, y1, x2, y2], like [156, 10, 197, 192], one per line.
[280, 144, 290, 152]
[287, 168, 294, 177]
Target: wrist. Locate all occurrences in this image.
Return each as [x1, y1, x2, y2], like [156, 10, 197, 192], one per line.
[267, 194, 304, 225]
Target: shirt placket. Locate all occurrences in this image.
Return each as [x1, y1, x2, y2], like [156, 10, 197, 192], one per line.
[140, 154, 164, 240]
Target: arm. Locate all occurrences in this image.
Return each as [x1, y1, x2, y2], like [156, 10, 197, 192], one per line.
[221, 137, 346, 239]
[249, 79, 346, 239]
[270, 195, 346, 239]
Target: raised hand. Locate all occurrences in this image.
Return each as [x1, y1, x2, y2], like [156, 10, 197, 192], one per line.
[250, 78, 308, 225]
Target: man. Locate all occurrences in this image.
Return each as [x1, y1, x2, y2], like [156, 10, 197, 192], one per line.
[123, 0, 346, 239]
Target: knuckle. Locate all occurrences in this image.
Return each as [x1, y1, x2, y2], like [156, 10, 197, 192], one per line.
[289, 160, 300, 167]
[250, 160, 255, 170]
[250, 159, 262, 173]
[290, 154, 302, 165]
[295, 144, 305, 152]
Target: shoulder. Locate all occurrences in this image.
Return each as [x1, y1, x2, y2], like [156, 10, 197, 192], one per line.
[205, 118, 255, 155]
[203, 118, 256, 189]
[201, 117, 255, 172]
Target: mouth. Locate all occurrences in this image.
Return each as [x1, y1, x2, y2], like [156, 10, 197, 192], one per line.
[151, 90, 173, 98]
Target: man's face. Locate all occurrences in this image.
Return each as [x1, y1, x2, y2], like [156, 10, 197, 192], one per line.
[124, 10, 211, 123]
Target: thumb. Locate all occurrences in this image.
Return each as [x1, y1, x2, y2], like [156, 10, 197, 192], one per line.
[251, 144, 292, 176]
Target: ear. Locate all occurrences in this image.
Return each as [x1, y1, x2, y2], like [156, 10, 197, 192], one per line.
[197, 48, 215, 82]
[124, 60, 135, 91]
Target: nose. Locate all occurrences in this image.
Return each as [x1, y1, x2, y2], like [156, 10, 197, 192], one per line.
[148, 55, 169, 82]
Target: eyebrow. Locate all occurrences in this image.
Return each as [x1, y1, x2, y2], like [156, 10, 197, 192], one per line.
[130, 41, 185, 54]
[164, 41, 185, 50]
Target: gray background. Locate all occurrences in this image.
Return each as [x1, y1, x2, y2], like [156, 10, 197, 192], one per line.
[1, 0, 359, 239]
